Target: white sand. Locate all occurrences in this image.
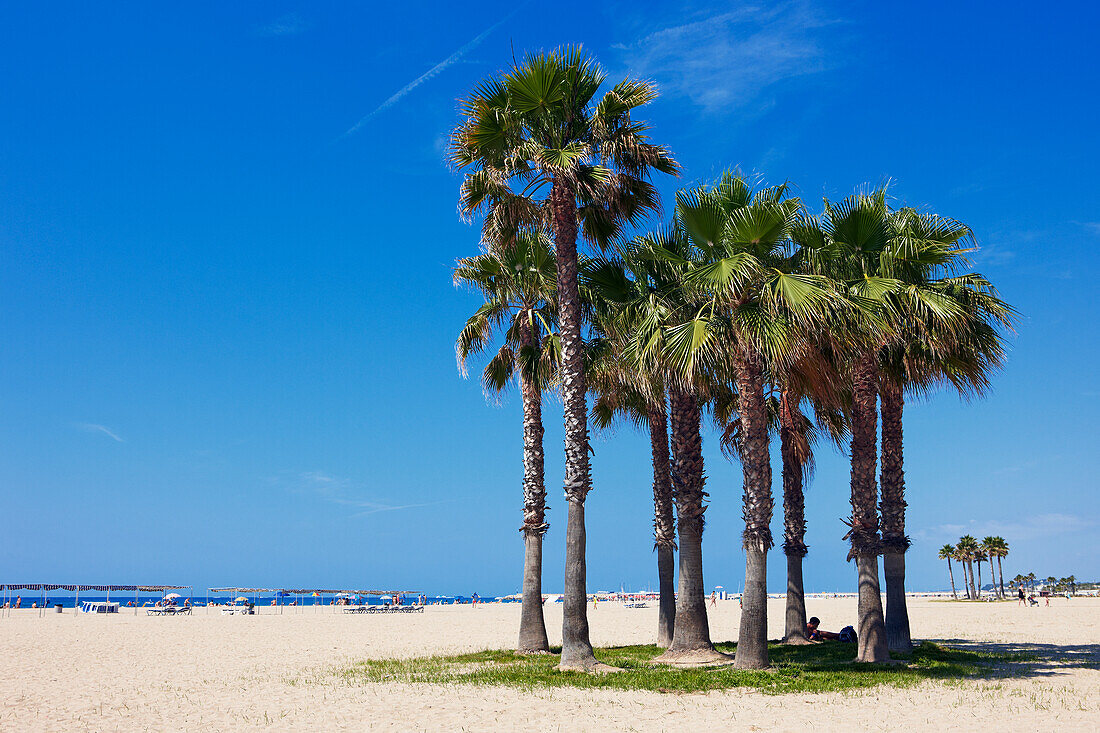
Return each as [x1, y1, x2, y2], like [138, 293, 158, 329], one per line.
[1, 597, 1097, 731]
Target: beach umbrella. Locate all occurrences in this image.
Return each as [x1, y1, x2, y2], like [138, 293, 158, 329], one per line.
[164, 593, 182, 600]
[235, 596, 248, 603]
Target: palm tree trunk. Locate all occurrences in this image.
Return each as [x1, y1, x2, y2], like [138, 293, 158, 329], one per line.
[968, 560, 977, 600]
[879, 379, 911, 651]
[656, 386, 725, 664]
[947, 558, 957, 599]
[848, 351, 890, 663]
[779, 390, 810, 645]
[997, 557, 1005, 599]
[517, 316, 550, 653]
[549, 180, 597, 671]
[647, 399, 677, 649]
[976, 561, 983, 598]
[735, 350, 773, 669]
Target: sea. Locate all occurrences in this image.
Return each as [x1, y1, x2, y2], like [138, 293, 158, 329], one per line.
[4, 594, 509, 608]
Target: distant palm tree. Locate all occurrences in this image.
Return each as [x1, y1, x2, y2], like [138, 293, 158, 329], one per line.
[455, 229, 558, 653]
[450, 47, 678, 671]
[982, 536, 1009, 598]
[975, 550, 987, 597]
[956, 535, 980, 599]
[938, 544, 958, 599]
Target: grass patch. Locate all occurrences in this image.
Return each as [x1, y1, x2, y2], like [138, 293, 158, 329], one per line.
[337, 641, 1030, 695]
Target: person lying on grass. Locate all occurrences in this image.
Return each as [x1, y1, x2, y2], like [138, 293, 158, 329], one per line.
[807, 618, 859, 643]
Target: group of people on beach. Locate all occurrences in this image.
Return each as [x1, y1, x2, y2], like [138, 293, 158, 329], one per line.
[1017, 585, 1072, 607]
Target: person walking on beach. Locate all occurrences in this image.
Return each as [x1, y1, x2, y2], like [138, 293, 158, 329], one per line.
[1017, 585, 1026, 606]
[710, 591, 717, 607]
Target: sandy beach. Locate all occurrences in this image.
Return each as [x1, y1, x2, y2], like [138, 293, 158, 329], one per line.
[1, 596, 1097, 731]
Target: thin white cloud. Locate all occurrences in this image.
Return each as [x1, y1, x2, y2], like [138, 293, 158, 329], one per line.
[75, 423, 125, 442]
[914, 513, 1096, 544]
[296, 471, 446, 516]
[258, 12, 307, 37]
[613, 1, 840, 114]
[342, 11, 516, 136]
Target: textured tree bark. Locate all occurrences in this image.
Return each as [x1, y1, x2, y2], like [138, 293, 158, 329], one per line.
[549, 180, 598, 671]
[856, 555, 890, 662]
[879, 380, 911, 652]
[784, 555, 810, 644]
[997, 557, 1005, 599]
[947, 558, 957, 599]
[848, 351, 890, 663]
[517, 315, 550, 654]
[656, 387, 727, 665]
[518, 533, 549, 652]
[735, 350, 773, 669]
[779, 390, 810, 645]
[647, 401, 677, 649]
[883, 553, 911, 651]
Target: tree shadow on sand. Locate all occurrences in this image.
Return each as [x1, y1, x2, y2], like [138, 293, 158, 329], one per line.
[924, 639, 1100, 679]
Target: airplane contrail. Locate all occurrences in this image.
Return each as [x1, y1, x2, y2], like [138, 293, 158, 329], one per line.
[342, 12, 518, 136]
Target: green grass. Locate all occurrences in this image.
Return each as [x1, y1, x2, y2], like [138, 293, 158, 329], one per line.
[337, 641, 1031, 695]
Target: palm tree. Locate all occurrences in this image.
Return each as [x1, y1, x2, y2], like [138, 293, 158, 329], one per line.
[450, 47, 678, 671]
[717, 349, 843, 645]
[671, 173, 839, 668]
[983, 536, 1009, 598]
[775, 388, 821, 645]
[938, 544, 958, 599]
[876, 208, 1013, 648]
[454, 230, 558, 653]
[956, 544, 974, 599]
[801, 189, 981, 659]
[586, 275, 677, 648]
[957, 535, 980, 599]
[617, 224, 730, 665]
[981, 548, 990, 594]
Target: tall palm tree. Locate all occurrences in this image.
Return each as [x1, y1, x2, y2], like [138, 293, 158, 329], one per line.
[671, 173, 839, 668]
[718, 353, 843, 645]
[801, 189, 977, 660]
[975, 549, 987, 597]
[454, 230, 558, 653]
[957, 535, 980, 599]
[877, 209, 1014, 648]
[586, 316, 677, 647]
[938, 544, 958, 599]
[956, 544, 974, 599]
[983, 536, 1009, 598]
[450, 47, 678, 671]
[611, 225, 730, 665]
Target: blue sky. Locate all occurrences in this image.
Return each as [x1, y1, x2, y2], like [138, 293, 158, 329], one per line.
[1, 1, 1098, 596]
